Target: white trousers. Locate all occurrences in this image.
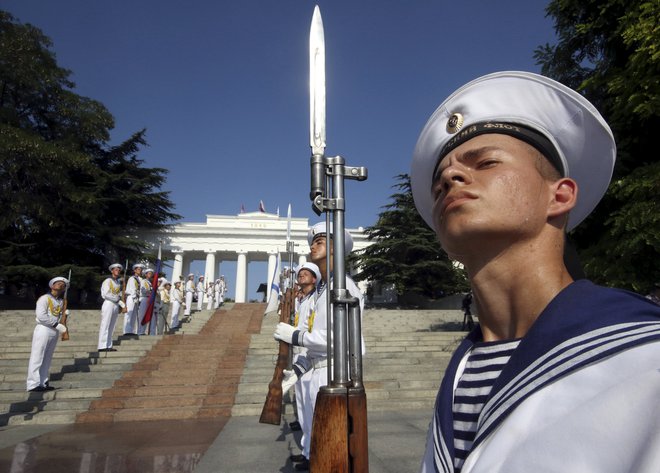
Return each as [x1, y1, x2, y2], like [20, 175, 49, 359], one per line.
[137, 299, 148, 335]
[196, 291, 204, 311]
[26, 325, 58, 390]
[171, 300, 181, 327]
[214, 292, 221, 309]
[207, 295, 214, 310]
[184, 292, 193, 315]
[98, 301, 119, 349]
[301, 365, 328, 458]
[123, 297, 138, 334]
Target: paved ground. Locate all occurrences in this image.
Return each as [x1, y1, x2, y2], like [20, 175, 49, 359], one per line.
[0, 407, 433, 472]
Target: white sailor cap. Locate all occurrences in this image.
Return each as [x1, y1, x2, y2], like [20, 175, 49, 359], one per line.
[411, 71, 616, 232]
[144, 267, 154, 274]
[174, 280, 181, 285]
[160, 279, 170, 286]
[132, 263, 145, 270]
[108, 263, 122, 271]
[199, 275, 204, 279]
[49, 277, 69, 288]
[296, 262, 321, 282]
[187, 273, 194, 278]
[307, 222, 354, 253]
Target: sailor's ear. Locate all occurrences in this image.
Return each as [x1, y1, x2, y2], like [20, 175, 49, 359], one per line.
[547, 177, 577, 219]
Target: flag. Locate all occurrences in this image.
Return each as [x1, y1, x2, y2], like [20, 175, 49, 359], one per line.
[141, 245, 161, 326]
[240, 204, 246, 213]
[259, 200, 266, 212]
[264, 252, 281, 315]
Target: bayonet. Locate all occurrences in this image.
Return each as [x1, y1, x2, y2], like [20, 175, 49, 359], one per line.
[307, 6, 369, 472]
[309, 5, 326, 207]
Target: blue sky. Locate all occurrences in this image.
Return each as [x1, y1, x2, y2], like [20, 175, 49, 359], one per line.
[5, 0, 557, 299]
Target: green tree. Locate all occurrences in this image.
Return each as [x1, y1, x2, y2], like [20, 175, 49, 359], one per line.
[351, 174, 468, 300]
[534, 0, 660, 293]
[0, 11, 180, 293]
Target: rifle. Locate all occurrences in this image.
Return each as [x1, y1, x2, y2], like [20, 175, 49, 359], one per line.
[308, 6, 369, 471]
[121, 258, 128, 313]
[60, 269, 72, 341]
[259, 286, 294, 424]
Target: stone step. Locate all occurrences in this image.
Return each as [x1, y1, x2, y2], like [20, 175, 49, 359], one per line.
[3, 397, 93, 414]
[7, 409, 80, 425]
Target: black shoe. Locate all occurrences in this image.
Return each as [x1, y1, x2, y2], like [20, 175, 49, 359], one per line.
[44, 385, 55, 391]
[107, 348, 117, 352]
[28, 386, 47, 392]
[294, 459, 310, 471]
[289, 420, 301, 431]
[289, 454, 306, 462]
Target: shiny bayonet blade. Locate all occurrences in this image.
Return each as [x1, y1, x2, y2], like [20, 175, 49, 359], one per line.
[309, 5, 326, 155]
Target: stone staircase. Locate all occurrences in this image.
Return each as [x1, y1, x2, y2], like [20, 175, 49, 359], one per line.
[77, 303, 263, 423]
[232, 308, 466, 416]
[1, 303, 467, 425]
[0, 306, 215, 426]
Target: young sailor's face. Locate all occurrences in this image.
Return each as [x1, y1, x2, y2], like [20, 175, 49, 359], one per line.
[51, 281, 66, 295]
[111, 267, 121, 278]
[310, 235, 328, 263]
[431, 134, 553, 258]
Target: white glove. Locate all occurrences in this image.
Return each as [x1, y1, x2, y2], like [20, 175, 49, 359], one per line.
[282, 369, 298, 394]
[274, 322, 296, 344]
[55, 323, 67, 334]
[65, 309, 70, 316]
[118, 300, 126, 309]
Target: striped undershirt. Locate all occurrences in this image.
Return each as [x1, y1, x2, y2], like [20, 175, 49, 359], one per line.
[453, 338, 521, 472]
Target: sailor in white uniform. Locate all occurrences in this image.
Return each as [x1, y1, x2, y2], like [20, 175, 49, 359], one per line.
[98, 263, 124, 352]
[206, 280, 214, 310]
[137, 267, 153, 335]
[409, 71, 660, 473]
[26, 276, 69, 392]
[274, 222, 365, 468]
[184, 274, 194, 316]
[171, 280, 183, 329]
[196, 276, 205, 311]
[123, 263, 144, 336]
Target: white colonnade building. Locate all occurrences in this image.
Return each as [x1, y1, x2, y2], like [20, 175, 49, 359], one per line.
[150, 212, 369, 303]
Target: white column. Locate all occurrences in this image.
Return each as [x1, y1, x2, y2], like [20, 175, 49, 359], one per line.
[266, 252, 278, 302]
[182, 253, 192, 278]
[204, 251, 216, 283]
[172, 251, 184, 284]
[235, 252, 248, 303]
[298, 254, 307, 266]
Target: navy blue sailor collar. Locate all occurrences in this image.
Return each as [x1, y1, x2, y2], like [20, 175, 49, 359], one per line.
[434, 279, 660, 465]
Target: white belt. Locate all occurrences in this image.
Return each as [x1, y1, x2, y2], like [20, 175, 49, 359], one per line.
[311, 358, 327, 369]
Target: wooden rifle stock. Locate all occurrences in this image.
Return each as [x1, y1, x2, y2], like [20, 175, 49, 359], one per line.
[259, 288, 293, 425]
[309, 386, 368, 472]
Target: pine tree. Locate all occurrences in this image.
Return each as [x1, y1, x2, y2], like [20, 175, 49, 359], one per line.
[351, 174, 468, 299]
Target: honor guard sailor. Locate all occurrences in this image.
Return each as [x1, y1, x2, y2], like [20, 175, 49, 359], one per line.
[98, 263, 123, 352]
[137, 267, 154, 336]
[410, 71, 660, 473]
[26, 276, 69, 392]
[206, 280, 214, 310]
[157, 280, 171, 335]
[273, 222, 365, 469]
[123, 263, 144, 336]
[196, 276, 205, 312]
[171, 280, 183, 329]
[184, 274, 195, 316]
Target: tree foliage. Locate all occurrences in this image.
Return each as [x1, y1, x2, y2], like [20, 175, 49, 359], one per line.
[350, 174, 469, 299]
[0, 11, 180, 292]
[534, 0, 660, 293]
